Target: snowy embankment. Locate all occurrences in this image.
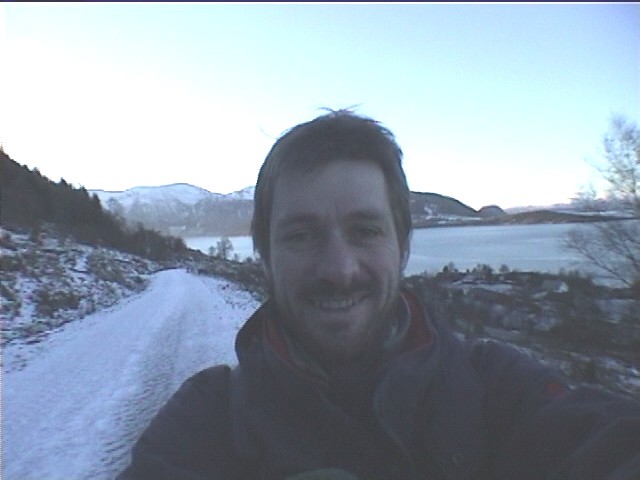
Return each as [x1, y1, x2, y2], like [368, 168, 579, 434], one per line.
[3, 269, 259, 480]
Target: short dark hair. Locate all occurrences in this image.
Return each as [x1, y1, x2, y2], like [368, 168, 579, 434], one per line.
[251, 109, 412, 263]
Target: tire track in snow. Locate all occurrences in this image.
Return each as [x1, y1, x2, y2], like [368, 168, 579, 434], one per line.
[2, 269, 259, 480]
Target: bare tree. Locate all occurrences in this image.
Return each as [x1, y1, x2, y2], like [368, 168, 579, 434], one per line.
[566, 115, 640, 289]
[600, 115, 640, 212]
[215, 237, 234, 260]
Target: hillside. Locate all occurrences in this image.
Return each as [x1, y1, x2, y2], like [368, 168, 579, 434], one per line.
[410, 191, 479, 218]
[0, 224, 263, 348]
[0, 152, 189, 261]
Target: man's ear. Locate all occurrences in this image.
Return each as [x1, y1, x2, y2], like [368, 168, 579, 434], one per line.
[400, 236, 411, 272]
[261, 258, 272, 284]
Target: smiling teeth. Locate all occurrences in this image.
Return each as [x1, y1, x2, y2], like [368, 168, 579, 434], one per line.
[313, 297, 357, 310]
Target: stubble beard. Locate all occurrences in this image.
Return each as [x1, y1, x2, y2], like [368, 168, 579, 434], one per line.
[269, 280, 402, 373]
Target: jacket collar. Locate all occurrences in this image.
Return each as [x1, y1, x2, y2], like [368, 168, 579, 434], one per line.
[234, 285, 488, 478]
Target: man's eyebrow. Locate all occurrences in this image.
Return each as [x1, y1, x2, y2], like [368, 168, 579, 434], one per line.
[274, 213, 319, 229]
[346, 209, 389, 222]
[347, 208, 387, 223]
[275, 209, 388, 228]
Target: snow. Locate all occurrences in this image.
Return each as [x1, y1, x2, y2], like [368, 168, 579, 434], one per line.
[2, 269, 260, 480]
[222, 185, 255, 200]
[90, 183, 257, 210]
[91, 183, 221, 209]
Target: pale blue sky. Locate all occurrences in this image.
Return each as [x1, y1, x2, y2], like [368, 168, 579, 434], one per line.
[1, 3, 638, 209]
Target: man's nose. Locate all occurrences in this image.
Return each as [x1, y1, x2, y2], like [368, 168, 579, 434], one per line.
[315, 233, 359, 288]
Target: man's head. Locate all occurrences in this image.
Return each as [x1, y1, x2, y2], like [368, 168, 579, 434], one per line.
[252, 109, 411, 262]
[251, 110, 412, 369]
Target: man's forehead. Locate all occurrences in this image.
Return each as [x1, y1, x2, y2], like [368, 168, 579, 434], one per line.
[271, 194, 393, 233]
[274, 158, 386, 188]
[273, 208, 391, 228]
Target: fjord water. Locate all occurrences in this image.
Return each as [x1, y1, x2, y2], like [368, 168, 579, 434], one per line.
[185, 223, 597, 278]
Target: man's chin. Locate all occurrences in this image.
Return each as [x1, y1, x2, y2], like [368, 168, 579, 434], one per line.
[308, 320, 387, 362]
[310, 335, 385, 372]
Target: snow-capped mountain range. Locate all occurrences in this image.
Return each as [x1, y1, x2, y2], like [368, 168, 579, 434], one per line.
[89, 183, 603, 238]
[90, 184, 256, 237]
[90, 183, 494, 237]
[91, 183, 255, 209]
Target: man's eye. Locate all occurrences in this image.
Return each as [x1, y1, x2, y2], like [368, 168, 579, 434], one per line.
[352, 226, 382, 241]
[284, 231, 313, 243]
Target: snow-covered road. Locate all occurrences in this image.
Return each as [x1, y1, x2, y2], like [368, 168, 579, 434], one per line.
[2, 269, 260, 480]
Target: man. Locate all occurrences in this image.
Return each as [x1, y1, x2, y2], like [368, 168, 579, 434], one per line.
[118, 110, 640, 479]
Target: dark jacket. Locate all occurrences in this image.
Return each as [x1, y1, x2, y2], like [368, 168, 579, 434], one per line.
[118, 286, 640, 480]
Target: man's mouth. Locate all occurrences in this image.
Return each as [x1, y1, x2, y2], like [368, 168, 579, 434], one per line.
[310, 294, 366, 311]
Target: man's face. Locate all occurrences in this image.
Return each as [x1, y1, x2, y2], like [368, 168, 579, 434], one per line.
[264, 159, 409, 369]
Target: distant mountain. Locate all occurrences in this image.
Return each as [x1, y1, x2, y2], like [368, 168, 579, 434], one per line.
[91, 183, 616, 238]
[91, 183, 220, 209]
[489, 209, 625, 225]
[91, 184, 497, 236]
[410, 192, 483, 227]
[478, 205, 508, 218]
[89, 184, 255, 237]
[504, 203, 574, 214]
[223, 186, 255, 201]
